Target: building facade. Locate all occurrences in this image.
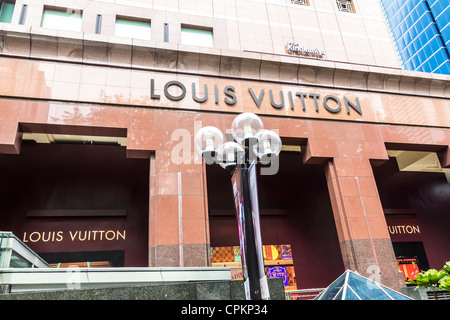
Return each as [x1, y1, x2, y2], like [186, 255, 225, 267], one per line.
[380, 0, 450, 74]
[0, 0, 449, 293]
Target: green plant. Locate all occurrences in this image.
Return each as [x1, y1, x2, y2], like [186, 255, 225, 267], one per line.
[439, 276, 450, 292]
[407, 261, 450, 299]
[443, 261, 450, 274]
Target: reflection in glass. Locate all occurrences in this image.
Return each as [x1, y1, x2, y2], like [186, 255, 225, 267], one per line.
[181, 27, 213, 48]
[0, 2, 14, 23]
[10, 252, 32, 268]
[41, 9, 82, 32]
[115, 18, 151, 40]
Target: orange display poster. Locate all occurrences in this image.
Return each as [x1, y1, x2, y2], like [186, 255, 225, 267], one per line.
[263, 244, 294, 265]
[211, 244, 297, 289]
[231, 268, 244, 281]
[281, 244, 292, 260]
[268, 266, 288, 286]
[211, 246, 241, 267]
[286, 266, 297, 290]
[211, 246, 235, 263]
[263, 245, 280, 260]
[265, 265, 297, 290]
[233, 246, 241, 262]
[397, 258, 420, 281]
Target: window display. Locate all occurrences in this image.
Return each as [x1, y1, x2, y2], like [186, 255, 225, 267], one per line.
[211, 244, 297, 290]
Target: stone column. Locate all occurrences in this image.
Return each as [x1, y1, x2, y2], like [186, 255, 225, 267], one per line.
[148, 150, 184, 267]
[0, 115, 22, 155]
[147, 110, 211, 267]
[324, 157, 404, 291]
[302, 121, 405, 291]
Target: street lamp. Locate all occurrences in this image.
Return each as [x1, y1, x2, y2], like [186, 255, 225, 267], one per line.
[216, 142, 245, 171]
[231, 112, 264, 145]
[194, 112, 282, 300]
[193, 126, 225, 164]
[253, 129, 283, 163]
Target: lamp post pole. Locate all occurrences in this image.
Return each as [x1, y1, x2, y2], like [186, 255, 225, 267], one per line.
[194, 113, 282, 300]
[240, 163, 261, 299]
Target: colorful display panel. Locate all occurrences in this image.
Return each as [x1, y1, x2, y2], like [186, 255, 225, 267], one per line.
[396, 258, 421, 281]
[211, 244, 297, 290]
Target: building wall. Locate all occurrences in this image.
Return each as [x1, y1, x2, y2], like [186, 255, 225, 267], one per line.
[0, 0, 449, 292]
[0, 142, 150, 267]
[379, 0, 450, 74]
[373, 158, 450, 271]
[428, 0, 450, 51]
[207, 152, 347, 289]
[4, 0, 400, 68]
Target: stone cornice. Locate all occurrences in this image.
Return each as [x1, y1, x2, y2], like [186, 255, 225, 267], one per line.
[0, 24, 449, 99]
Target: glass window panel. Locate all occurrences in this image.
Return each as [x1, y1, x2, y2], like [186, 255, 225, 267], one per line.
[382, 0, 449, 74]
[415, 64, 425, 72]
[430, 54, 440, 69]
[402, 52, 412, 65]
[181, 27, 214, 48]
[438, 63, 450, 74]
[424, 45, 433, 57]
[393, 27, 402, 39]
[115, 18, 151, 40]
[430, 37, 440, 51]
[410, 9, 419, 21]
[419, 34, 428, 47]
[405, 31, 412, 43]
[418, 50, 427, 64]
[436, 14, 448, 29]
[412, 56, 422, 69]
[317, 274, 346, 300]
[426, 27, 435, 41]
[344, 287, 360, 300]
[333, 287, 343, 300]
[347, 273, 391, 300]
[441, 25, 449, 39]
[9, 252, 32, 268]
[438, 49, 447, 62]
[404, 59, 415, 70]
[0, 2, 15, 23]
[41, 9, 82, 32]
[398, 38, 406, 51]
[413, 39, 422, 52]
[381, 286, 411, 300]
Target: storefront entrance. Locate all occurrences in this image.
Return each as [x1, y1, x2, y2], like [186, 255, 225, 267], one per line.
[0, 138, 149, 267]
[207, 151, 345, 290]
[373, 151, 450, 280]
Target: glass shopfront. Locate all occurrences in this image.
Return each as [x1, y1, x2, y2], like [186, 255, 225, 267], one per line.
[373, 152, 450, 280]
[0, 140, 149, 267]
[207, 151, 345, 290]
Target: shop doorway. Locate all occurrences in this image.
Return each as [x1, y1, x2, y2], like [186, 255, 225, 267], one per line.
[392, 242, 430, 270]
[206, 151, 345, 290]
[0, 135, 149, 267]
[373, 151, 450, 275]
[39, 250, 125, 268]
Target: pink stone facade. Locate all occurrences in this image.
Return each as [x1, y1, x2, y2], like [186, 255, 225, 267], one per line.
[0, 0, 449, 292]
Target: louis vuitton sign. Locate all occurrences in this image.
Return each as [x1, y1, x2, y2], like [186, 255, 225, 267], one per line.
[22, 230, 126, 243]
[150, 79, 362, 116]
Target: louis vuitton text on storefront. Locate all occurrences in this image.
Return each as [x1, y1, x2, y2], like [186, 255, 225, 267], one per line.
[150, 79, 363, 116]
[22, 230, 126, 243]
[388, 225, 420, 235]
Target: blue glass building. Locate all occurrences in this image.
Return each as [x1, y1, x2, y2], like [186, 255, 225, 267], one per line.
[379, 0, 450, 74]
